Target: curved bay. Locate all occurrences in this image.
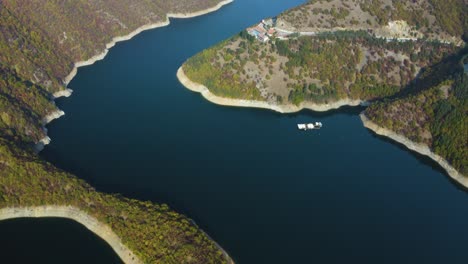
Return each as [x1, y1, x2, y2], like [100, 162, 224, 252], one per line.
[0, 218, 122, 264]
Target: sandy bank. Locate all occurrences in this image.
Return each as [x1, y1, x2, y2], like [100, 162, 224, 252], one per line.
[167, 0, 234, 19]
[42, 110, 65, 125]
[0, 206, 141, 264]
[177, 67, 366, 113]
[53, 88, 73, 99]
[360, 114, 467, 188]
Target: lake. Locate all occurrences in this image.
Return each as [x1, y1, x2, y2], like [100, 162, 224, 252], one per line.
[0, 218, 122, 264]
[23, 0, 468, 263]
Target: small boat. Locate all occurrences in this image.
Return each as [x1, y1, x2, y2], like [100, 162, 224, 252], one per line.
[297, 122, 322, 130]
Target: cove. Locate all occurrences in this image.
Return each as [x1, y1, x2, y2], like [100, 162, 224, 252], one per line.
[35, 0, 468, 263]
[0, 218, 122, 263]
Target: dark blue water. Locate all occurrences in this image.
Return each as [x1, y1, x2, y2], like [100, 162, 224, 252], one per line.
[0, 218, 122, 264]
[37, 1, 468, 263]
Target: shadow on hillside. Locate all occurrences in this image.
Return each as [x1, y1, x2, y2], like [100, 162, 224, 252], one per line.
[387, 46, 468, 100]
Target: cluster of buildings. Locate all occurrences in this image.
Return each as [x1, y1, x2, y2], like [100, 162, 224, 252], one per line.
[246, 19, 277, 42]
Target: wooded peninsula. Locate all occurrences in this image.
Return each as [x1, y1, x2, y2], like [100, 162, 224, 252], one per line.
[180, 0, 467, 185]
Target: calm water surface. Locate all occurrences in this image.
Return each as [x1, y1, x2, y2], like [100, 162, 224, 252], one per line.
[31, 0, 468, 263]
[0, 218, 122, 264]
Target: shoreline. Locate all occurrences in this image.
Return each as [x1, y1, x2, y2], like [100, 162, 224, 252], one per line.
[35, 110, 65, 152]
[190, 220, 235, 264]
[360, 114, 467, 188]
[177, 67, 367, 113]
[0, 206, 142, 264]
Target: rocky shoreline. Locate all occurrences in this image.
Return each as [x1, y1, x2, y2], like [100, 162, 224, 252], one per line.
[0, 206, 142, 264]
[360, 114, 467, 188]
[35, 110, 65, 152]
[52, 88, 73, 99]
[177, 67, 367, 113]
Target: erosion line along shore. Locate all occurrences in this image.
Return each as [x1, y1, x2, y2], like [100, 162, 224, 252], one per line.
[177, 67, 466, 187]
[0, 206, 142, 264]
[360, 114, 467, 188]
[177, 67, 367, 113]
[15, 1, 235, 264]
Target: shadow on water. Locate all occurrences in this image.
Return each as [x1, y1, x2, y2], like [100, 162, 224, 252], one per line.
[0, 218, 123, 264]
[297, 105, 366, 117]
[363, 127, 468, 193]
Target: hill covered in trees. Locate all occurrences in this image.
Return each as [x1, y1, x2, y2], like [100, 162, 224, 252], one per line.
[183, 30, 459, 104]
[181, 0, 467, 183]
[0, 137, 229, 263]
[0, 0, 232, 263]
[365, 51, 467, 176]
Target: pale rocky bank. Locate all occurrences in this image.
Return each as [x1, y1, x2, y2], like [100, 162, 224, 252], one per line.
[360, 114, 467, 188]
[0, 206, 142, 264]
[177, 67, 367, 113]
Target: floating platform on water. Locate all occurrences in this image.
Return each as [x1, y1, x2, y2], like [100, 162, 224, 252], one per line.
[298, 122, 322, 130]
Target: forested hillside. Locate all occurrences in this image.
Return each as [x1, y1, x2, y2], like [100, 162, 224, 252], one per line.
[365, 51, 467, 175]
[0, 66, 54, 144]
[184, 31, 459, 104]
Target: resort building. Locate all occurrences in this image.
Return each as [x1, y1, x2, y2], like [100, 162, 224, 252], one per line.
[246, 19, 277, 42]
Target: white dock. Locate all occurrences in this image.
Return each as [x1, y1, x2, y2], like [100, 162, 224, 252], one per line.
[297, 122, 322, 131]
